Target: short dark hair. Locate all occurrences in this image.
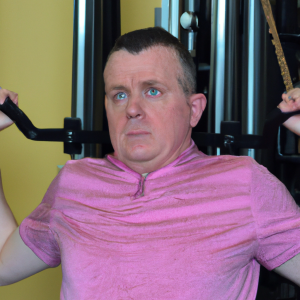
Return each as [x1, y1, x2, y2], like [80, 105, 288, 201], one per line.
[107, 27, 196, 96]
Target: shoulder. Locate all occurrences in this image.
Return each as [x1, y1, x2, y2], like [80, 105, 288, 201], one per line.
[48, 158, 116, 189]
[55, 157, 134, 190]
[175, 154, 262, 190]
[217, 155, 275, 185]
[213, 155, 266, 174]
[60, 157, 122, 176]
[192, 154, 259, 174]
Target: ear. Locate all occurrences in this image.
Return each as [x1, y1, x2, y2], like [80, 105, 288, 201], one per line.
[189, 93, 207, 127]
[104, 95, 108, 111]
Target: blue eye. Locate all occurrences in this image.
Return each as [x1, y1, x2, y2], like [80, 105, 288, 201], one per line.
[116, 92, 127, 100]
[148, 89, 160, 96]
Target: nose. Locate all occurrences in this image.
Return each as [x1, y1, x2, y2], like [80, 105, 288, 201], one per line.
[126, 94, 144, 119]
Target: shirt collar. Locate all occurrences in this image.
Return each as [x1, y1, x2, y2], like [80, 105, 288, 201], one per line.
[105, 139, 204, 178]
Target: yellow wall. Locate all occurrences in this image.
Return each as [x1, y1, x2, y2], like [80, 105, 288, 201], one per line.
[0, 0, 160, 299]
[121, 0, 161, 34]
[0, 0, 73, 299]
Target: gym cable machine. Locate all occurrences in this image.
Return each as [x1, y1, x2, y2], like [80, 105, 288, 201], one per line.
[1, 91, 300, 160]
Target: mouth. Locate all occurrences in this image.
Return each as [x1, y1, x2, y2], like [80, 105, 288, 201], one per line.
[126, 130, 150, 136]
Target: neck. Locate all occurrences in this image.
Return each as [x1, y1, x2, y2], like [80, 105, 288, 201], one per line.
[113, 139, 193, 175]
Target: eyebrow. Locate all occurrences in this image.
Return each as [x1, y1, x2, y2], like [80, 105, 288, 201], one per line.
[141, 80, 162, 86]
[108, 80, 165, 92]
[110, 85, 128, 91]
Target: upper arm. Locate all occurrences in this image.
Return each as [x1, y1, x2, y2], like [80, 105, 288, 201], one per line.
[274, 252, 300, 286]
[0, 227, 50, 286]
[282, 115, 300, 136]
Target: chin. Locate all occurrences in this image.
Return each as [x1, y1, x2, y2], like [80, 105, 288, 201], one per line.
[124, 147, 158, 162]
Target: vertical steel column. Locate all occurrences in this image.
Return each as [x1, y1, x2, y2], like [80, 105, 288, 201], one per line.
[208, 0, 243, 155]
[169, 0, 180, 38]
[208, 0, 217, 138]
[77, 0, 86, 125]
[214, 0, 226, 141]
[188, 0, 195, 56]
[181, 0, 198, 56]
[241, 0, 262, 159]
[71, 0, 120, 159]
[72, 0, 86, 159]
[247, 0, 255, 158]
[161, 0, 169, 31]
[224, 1, 240, 122]
[208, 0, 226, 155]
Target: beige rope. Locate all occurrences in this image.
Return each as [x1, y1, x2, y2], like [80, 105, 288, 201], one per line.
[260, 0, 293, 92]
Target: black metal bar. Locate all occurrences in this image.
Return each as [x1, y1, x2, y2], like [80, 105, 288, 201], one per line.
[1, 97, 300, 154]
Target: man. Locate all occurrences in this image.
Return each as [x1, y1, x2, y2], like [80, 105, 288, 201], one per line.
[1, 27, 300, 299]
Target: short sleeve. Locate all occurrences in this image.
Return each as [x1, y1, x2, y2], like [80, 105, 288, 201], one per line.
[251, 160, 300, 270]
[19, 172, 62, 267]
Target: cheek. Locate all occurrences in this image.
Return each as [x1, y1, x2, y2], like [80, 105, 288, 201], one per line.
[153, 105, 190, 138]
[108, 118, 125, 137]
[106, 111, 125, 142]
[169, 103, 191, 125]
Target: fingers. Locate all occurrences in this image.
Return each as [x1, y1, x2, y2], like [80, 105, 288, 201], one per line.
[288, 88, 300, 102]
[0, 88, 19, 131]
[284, 88, 300, 103]
[0, 88, 18, 106]
[279, 88, 300, 113]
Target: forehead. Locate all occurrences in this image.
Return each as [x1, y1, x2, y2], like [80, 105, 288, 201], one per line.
[104, 47, 182, 89]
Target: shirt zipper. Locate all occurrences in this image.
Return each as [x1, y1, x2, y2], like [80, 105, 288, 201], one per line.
[134, 173, 149, 198]
[140, 173, 149, 197]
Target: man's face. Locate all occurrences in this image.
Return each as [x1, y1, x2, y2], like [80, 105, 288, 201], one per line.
[104, 46, 206, 174]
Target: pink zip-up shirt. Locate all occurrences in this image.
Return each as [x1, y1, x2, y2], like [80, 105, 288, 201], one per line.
[20, 141, 300, 299]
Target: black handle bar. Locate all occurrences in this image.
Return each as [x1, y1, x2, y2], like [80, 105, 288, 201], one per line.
[1, 96, 300, 154]
[0, 97, 111, 143]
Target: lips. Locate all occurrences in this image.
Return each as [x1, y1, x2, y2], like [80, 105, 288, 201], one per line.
[126, 130, 150, 136]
